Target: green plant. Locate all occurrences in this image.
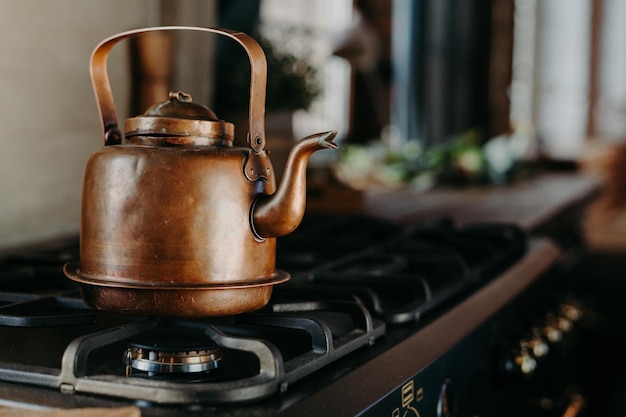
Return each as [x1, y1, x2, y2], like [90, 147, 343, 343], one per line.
[335, 127, 534, 190]
[216, 36, 321, 114]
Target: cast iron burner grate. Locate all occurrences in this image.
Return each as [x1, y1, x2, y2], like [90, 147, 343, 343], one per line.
[0, 297, 383, 403]
[277, 218, 526, 324]
[0, 214, 527, 405]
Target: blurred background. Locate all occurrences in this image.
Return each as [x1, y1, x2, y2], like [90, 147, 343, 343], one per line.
[0, 0, 624, 247]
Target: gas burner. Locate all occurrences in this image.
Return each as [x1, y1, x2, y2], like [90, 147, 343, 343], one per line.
[123, 324, 223, 375]
[124, 345, 222, 375]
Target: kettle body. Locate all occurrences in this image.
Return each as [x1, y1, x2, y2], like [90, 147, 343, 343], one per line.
[64, 26, 336, 317]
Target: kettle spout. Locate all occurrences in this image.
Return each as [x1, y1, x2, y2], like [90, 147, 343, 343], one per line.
[252, 131, 337, 238]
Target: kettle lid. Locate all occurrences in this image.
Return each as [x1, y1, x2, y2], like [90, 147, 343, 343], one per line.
[125, 91, 234, 146]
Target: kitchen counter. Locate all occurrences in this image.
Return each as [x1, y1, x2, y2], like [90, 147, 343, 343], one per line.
[362, 172, 601, 235]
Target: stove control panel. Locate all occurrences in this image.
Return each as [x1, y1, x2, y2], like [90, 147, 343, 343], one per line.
[358, 271, 587, 417]
[497, 299, 584, 380]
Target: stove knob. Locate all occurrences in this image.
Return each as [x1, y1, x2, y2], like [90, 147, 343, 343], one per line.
[514, 341, 537, 375]
[437, 379, 453, 417]
[561, 302, 583, 322]
[557, 315, 573, 333]
[543, 314, 563, 343]
[528, 329, 549, 358]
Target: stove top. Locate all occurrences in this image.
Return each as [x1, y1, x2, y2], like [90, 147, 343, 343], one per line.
[0, 214, 561, 416]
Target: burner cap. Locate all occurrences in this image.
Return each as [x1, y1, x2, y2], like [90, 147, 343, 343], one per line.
[124, 325, 223, 374]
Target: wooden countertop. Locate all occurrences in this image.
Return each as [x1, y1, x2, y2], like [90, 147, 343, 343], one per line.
[362, 172, 601, 232]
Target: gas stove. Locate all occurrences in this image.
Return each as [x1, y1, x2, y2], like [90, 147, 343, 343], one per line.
[0, 214, 574, 416]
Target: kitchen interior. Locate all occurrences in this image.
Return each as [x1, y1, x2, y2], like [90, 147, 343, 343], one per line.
[1, 0, 626, 416]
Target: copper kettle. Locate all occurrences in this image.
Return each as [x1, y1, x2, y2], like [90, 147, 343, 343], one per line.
[63, 26, 337, 317]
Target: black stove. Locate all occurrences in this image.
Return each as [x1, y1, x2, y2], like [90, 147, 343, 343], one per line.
[0, 214, 577, 416]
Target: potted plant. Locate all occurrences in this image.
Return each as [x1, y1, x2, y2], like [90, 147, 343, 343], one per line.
[213, 35, 321, 144]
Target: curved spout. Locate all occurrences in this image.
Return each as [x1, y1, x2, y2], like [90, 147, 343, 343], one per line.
[252, 131, 337, 238]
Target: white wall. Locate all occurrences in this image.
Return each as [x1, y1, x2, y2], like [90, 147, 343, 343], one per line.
[0, 1, 216, 247]
[596, 0, 626, 141]
[513, 0, 626, 156]
[533, 0, 592, 159]
[0, 1, 153, 247]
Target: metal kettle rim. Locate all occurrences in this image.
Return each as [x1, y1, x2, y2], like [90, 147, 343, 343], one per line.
[64, 262, 290, 290]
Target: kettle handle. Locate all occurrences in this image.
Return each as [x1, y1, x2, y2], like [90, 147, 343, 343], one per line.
[90, 26, 267, 152]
